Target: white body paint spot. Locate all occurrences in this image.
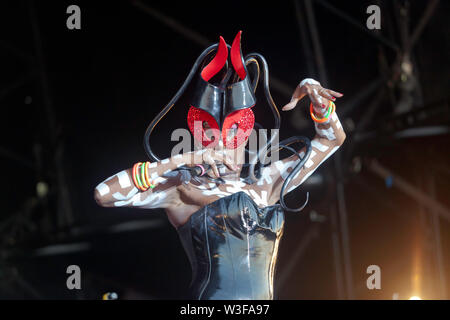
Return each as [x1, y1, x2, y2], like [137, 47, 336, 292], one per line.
[112, 188, 138, 200]
[274, 160, 296, 179]
[331, 113, 338, 121]
[311, 140, 329, 152]
[248, 189, 268, 206]
[95, 183, 110, 196]
[114, 189, 170, 208]
[153, 177, 168, 184]
[257, 167, 273, 186]
[305, 150, 317, 167]
[117, 171, 131, 188]
[150, 172, 159, 179]
[202, 188, 231, 198]
[161, 159, 170, 164]
[333, 114, 342, 129]
[315, 124, 336, 140]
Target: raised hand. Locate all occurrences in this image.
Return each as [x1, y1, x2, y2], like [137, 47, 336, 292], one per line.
[282, 78, 343, 115]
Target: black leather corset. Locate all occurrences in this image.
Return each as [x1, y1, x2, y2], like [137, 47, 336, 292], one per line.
[177, 191, 284, 300]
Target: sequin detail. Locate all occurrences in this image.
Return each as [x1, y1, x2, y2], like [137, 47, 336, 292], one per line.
[187, 107, 255, 149]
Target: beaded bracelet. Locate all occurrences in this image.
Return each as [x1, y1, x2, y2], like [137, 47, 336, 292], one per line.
[132, 162, 156, 191]
[310, 100, 335, 123]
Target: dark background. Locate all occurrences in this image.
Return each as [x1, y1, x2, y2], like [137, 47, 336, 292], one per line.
[0, 0, 449, 299]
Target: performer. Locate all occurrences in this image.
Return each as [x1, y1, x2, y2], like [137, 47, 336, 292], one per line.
[94, 31, 345, 300]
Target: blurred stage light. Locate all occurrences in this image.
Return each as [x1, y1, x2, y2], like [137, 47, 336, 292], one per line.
[36, 181, 49, 198]
[351, 157, 362, 173]
[409, 296, 422, 300]
[103, 292, 118, 300]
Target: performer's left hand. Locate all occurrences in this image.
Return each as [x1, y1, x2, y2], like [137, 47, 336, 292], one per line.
[282, 79, 343, 115]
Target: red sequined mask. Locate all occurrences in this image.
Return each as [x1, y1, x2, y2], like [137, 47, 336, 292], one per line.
[187, 106, 255, 149]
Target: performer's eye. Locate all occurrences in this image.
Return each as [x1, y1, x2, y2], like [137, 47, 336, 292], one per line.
[202, 121, 215, 140]
[202, 121, 211, 129]
[227, 123, 239, 139]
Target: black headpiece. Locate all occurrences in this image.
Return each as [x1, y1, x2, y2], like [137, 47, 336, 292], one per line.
[143, 31, 312, 212]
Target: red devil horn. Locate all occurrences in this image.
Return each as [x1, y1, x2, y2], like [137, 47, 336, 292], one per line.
[201, 36, 228, 82]
[231, 30, 246, 80]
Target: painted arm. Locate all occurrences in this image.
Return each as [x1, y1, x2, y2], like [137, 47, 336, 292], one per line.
[267, 79, 346, 203]
[94, 150, 236, 209]
[94, 154, 187, 209]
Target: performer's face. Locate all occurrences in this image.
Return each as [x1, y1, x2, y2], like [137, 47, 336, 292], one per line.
[188, 107, 253, 166]
[187, 106, 255, 150]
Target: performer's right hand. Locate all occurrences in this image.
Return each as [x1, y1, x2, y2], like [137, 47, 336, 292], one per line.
[183, 149, 238, 179]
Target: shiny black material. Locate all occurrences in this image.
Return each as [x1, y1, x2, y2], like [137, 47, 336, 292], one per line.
[190, 73, 256, 130]
[142, 42, 312, 213]
[177, 191, 284, 300]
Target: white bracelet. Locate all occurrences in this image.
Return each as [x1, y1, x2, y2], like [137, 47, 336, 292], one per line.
[299, 78, 320, 88]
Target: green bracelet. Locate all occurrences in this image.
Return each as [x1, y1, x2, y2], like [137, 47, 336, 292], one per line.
[315, 103, 332, 120]
[135, 163, 144, 189]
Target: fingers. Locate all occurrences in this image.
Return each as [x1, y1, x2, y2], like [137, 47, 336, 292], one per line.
[290, 85, 303, 101]
[282, 100, 299, 111]
[202, 152, 220, 178]
[220, 154, 238, 171]
[282, 82, 344, 113]
[308, 86, 327, 110]
[282, 85, 305, 111]
[318, 87, 335, 101]
[210, 162, 221, 178]
[326, 89, 344, 98]
[201, 150, 237, 178]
